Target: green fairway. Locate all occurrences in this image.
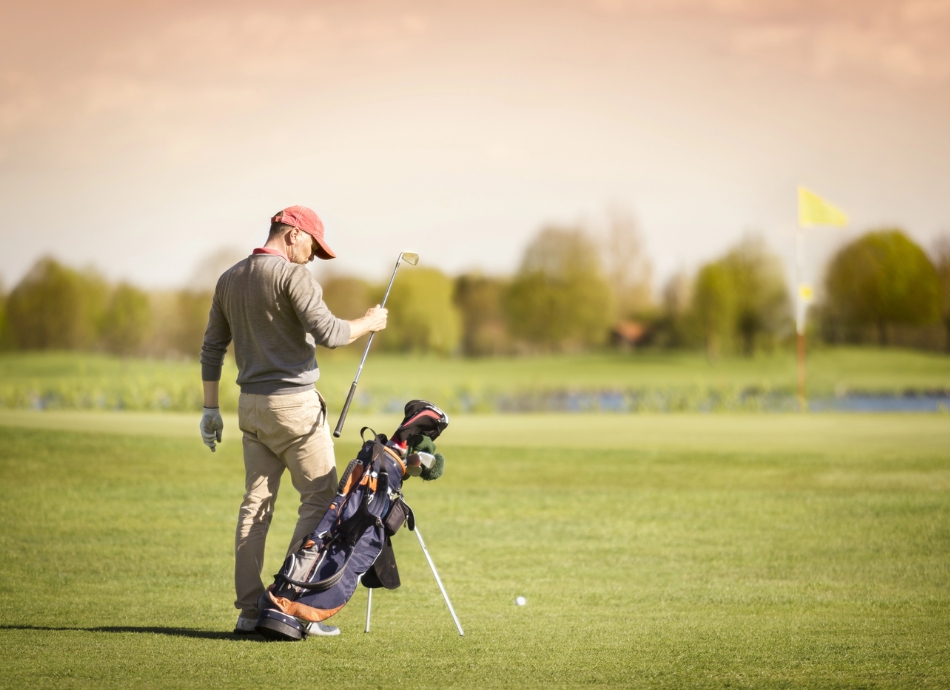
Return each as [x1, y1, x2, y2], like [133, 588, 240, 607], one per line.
[1, 413, 948, 687]
[1, 347, 948, 414]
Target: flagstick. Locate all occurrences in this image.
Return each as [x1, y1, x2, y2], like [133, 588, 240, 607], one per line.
[797, 331, 806, 411]
[794, 186, 848, 413]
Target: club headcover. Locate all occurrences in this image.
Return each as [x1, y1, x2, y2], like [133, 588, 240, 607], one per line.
[407, 435, 445, 482]
[391, 400, 449, 444]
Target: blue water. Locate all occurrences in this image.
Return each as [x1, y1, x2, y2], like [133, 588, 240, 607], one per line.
[490, 391, 950, 413]
[809, 394, 950, 413]
[18, 389, 950, 414]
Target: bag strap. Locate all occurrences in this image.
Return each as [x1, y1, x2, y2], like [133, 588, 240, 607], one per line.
[280, 508, 364, 592]
[282, 551, 352, 592]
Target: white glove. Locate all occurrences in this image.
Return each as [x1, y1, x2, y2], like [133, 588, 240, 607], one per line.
[200, 407, 224, 452]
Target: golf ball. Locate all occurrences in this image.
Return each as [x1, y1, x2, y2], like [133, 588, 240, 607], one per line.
[515, 596, 527, 606]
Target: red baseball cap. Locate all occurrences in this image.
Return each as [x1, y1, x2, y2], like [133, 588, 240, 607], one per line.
[272, 206, 336, 260]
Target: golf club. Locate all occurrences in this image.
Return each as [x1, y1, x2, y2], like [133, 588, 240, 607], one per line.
[333, 251, 419, 438]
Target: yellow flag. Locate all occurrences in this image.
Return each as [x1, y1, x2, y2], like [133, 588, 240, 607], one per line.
[798, 187, 848, 228]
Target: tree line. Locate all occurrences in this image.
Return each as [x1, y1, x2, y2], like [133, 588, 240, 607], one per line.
[1, 221, 948, 358]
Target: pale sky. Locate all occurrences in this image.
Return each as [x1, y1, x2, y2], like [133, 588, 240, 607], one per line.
[1, 0, 948, 293]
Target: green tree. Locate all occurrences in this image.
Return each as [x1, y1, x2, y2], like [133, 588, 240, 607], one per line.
[101, 283, 153, 355]
[321, 275, 374, 321]
[721, 236, 790, 356]
[172, 290, 214, 357]
[453, 273, 510, 356]
[692, 262, 736, 360]
[657, 269, 697, 348]
[933, 236, 950, 352]
[379, 267, 461, 354]
[825, 229, 940, 346]
[691, 236, 790, 358]
[504, 226, 613, 351]
[0, 276, 7, 350]
[5, 257, 108, 350]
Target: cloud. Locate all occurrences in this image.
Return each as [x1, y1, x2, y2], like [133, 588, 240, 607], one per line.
[584, 0, 950, 84]
[0, 5, 438, 164]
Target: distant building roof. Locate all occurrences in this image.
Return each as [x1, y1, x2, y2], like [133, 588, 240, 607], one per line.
[612, 320, 648, 345]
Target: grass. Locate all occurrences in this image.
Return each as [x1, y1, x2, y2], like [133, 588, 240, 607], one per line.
[1, 411, 948, 687]
[0, 347, 948, 413]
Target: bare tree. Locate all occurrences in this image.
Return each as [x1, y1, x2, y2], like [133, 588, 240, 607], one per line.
[601, 208, 653, 320]
[187, 247, 246, 292]
[160, 247, 246, 358]
[662, 269, 692, 317]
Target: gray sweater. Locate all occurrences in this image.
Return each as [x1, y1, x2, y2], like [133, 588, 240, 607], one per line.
[200, 253, 351, 395]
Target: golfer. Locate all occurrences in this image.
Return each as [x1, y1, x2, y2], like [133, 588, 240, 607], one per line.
[198, 206, 387, 637]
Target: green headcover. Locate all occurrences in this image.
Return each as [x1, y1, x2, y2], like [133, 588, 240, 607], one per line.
[408, 434, 445, 481]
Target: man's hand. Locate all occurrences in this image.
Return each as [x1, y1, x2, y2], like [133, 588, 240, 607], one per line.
[347, 305, 388, 343]
[363, 305, 388, 332]
[200, 407, 224, 452]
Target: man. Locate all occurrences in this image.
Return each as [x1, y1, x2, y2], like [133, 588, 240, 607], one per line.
[198, 206, 387, 637]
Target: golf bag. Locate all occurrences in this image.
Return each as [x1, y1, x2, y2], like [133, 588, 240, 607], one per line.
[255, 400, 448, 641]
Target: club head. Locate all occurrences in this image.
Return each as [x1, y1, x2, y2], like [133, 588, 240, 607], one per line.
[399, 252, 419, 266]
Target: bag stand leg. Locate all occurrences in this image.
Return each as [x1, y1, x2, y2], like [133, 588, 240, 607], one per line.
[414, 525, 464, 636]
[361, 524, 463, 637]
[364, 587, 373, 633]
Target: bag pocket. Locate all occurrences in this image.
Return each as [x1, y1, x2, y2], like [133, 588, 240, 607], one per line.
[362, 537, 400, 590]
[383, 496, 414, 536]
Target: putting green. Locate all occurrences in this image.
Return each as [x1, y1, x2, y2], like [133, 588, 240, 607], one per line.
[0, 412, 948, 687]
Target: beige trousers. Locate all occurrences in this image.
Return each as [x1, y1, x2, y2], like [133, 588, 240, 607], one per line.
[234, 388, 338, 619]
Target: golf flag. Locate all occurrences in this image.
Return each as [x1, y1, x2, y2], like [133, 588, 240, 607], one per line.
[798, 187, 848, 228]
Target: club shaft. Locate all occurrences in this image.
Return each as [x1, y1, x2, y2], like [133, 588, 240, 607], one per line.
[364, 586, 373, 633]
[414, 526, 464, 636]
[351, 331, 376, 387]
[333, 256, 403, 438]
[379, 256, 403, 308]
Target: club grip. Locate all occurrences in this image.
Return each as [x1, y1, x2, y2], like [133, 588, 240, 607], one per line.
[333, 382, 358, 438]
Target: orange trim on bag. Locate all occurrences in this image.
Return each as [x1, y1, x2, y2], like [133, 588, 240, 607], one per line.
[269, 594, 345, 623]
[342, 465, 364, 494]
[383, 445, 407, 477]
